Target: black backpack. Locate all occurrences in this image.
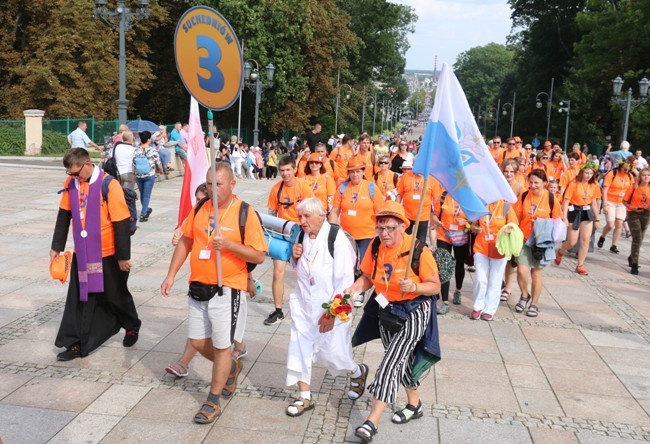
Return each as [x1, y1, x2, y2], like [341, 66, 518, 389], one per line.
[370, 237, 426, 280]
[297, 223, 358, 260]
[102, 176, 138, 235]
[194, 197, 263, 272]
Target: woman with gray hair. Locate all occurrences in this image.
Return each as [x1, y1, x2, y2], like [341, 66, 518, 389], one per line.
[285, 197, 368, 417]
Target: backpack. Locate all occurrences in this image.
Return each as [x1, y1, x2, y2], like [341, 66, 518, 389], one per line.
[102, 151, 119, 179]
[134, 154, 150, 175]
[339, 181, 375, 199]
[297, 223, 358, 261]
[520, 189, 555, 213]
[194, 197, 262, 272]
[102, 176, 138, 235]
[370, 237, 426, 280]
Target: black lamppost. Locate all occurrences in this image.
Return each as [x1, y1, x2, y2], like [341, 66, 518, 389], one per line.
[558, 100, 571, 151]
[243, 60, 275, 147]
[94, 0, 150, 125]
[611, 75, 649, 142]
[501, 92, 516, 138]
[535, 78, 555, 141]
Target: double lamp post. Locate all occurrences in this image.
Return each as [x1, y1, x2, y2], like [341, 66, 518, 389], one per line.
[611, 75, 649, 142]
[243, 60, 275, 148]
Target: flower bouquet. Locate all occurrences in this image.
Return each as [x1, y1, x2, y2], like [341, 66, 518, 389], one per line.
[322, 293, 353, 322]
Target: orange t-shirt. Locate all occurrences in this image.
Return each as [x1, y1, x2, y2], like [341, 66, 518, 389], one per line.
[303, 173, 336, 209]
[374, 170, 398, 196]
[602, 170, 634, 204]
[489, 146, 503, 164]
[563, 181, 602, 207]
[560, 166, 579, 190]
[502, 148, 523, 164]
[397, 172, 435, 220]
[359, 233, 438, 302]
[513, 189, 561, 240]
[332, 180, 384, 240]
[355, 151, 374, 181]
[546, 160, 565, 181]
[59, 174, 130, 258]
[434, 193, 469, 243]
[181, 197, 268, 290]
[267, 178, 314, 222]
[329, 145, 356, 184]
[473, 200, 518, 259]
[623, 184, 650, 210]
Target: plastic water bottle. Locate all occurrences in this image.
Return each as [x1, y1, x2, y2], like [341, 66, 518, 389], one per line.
[254, 279, 264, 295]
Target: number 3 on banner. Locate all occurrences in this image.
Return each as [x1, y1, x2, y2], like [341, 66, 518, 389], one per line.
[197, 35, 224, 93]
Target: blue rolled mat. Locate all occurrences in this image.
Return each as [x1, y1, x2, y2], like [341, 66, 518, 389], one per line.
[265, 232, 292, 262]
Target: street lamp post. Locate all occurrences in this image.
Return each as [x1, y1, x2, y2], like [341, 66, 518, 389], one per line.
[94, 0, 150, 125]
[366, 96, 376, 136]
[334, 81, 352, 135]
[501, 92, 516, 138]
[535, 77, 555, 141]
[558, 100, 571, 151]
[243, 59, 275, 147]
[487, 107, 497, 137]
[611, 75, 650, 142]
[495, 98, 501, 137]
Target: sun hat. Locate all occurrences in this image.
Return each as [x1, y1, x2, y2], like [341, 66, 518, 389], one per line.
[372, 201, 410, 226]
[50, 251, 72, 284]
[307, 153, 324, 164]
[337, 133, 345, 139]
[401, 160, 413, 169]
[346, 158, 366, 171]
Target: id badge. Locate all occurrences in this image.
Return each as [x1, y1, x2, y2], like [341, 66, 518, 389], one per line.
[485, 234, 494, 241]
[309, 276, 316, 286]
[199, 249, 211, 260]
[449, 224, 459, 231]
[80, 211, 85, 220]
[412, 194, 421, 200]
[347, 209, 357, 216]
[375, 293, 389, 308]
[582, 205, 591, 210]
[619, 192, 626, 197]
[568, 205, 575, 212]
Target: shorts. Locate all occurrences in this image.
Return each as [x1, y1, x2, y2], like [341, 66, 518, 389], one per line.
[605, 202, 626, 223]
[187, 286, 247, 349]
[516, 244, 548, 269]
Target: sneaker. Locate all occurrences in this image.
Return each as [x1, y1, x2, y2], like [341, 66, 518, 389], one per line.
[353, 292, 365, 308]
[481, 313, 493, 321]
[597, 236, 605, 248]
[470, 310, 481, 320]
[263, 309, 285, 325]
[610, 245, 620, 254]
[631, 265, 639, 275]
[146, 208, 153, 216]
[437, 302, 449, 315]
[452, 290, 462, 305]
[467, 266, 476, 272]
[123, 329, 139, 347]
[57, 344, 81, 361]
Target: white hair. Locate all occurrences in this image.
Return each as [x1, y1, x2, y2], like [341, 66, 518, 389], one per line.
[296, 197, 326, 216]
[620, 140, 630, 151]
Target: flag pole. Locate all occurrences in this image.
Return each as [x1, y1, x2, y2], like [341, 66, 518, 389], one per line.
[207, 109, 223, 288]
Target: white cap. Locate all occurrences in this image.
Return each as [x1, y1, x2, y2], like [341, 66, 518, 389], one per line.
[292, 136, 297, 140]
[337, 133, 345, 139]
[401, 160, 413, 169]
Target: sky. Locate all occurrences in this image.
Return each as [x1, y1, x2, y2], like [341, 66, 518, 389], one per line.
[392, 0, 514, 70]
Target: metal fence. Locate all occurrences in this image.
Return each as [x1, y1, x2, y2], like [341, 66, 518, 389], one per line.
[0, 120, 24, 133]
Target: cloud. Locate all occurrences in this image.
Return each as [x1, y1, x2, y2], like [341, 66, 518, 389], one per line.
[393, 0, 513, 69]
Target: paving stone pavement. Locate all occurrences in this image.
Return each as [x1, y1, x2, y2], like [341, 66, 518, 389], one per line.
[0, 158, 649, 443]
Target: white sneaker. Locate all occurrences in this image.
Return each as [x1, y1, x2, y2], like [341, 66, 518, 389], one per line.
[353, 293, 365, 308]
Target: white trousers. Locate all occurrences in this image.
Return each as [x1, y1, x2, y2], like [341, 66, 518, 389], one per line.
[472, 253, 508, 316]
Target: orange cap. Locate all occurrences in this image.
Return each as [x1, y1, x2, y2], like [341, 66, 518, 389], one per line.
[50, 251, 72, 284]
[372, 201, 410, 226]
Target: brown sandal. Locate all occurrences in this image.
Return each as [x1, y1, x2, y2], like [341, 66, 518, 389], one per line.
[221, 359, 243, 398]
[194, 400, 221, 424]
[286, 397, 315, 417]
[348, 363, 369, 400]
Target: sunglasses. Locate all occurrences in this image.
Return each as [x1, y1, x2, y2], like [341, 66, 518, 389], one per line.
[376, 225, 399, 233]
[379, 161, 389, 165]
[542, 157, 550, 160]
[66, 162, 88, 177]
[508, 143, 516, 145]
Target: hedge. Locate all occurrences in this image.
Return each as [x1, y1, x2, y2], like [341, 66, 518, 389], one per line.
[0, 128, 70, 155]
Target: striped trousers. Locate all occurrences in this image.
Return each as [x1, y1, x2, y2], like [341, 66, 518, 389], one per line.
[367, 299, 431, 404]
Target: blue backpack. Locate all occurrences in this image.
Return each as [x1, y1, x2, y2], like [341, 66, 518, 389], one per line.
[134, 155, 150, 175]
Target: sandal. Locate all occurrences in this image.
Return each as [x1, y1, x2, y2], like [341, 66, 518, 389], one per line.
[575, 265, 589, 276]
[285, 397, 315, 417]
[500, 289, 510, 302]
[355, 420, 378, 443]
[554, 249, 563, 266]
[515, 296, 530, 313]
[165, 360, 189, 378]
[392, 400, 424, 424]
[526, 304, 539, 318]
[347, 363, 369, 400]
[193, 400, 221, 424]
[221, 359, 243, 398]
[232, 347, 248, 360]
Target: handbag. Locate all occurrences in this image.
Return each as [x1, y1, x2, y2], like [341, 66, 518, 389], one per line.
[377, 304, 407, 333]
[433, 247, 455, 284]
[188, 281, 219, 302]
[444, 229, 469, 246]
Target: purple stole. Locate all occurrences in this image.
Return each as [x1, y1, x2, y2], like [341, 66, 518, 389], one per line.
[69, 171, 105, 301]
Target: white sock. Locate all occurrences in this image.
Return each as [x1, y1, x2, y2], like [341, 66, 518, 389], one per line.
[350, 365, 362, 379]
[300, 390, 311, 400]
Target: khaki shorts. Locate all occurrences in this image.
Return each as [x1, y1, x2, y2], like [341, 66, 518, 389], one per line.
[605, 202, 627, 223]
[516, 244, 548, 269]
[187, 286, 247, 349]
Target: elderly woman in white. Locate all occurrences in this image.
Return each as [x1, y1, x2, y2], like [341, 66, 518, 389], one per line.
[285, 197, 369, 417]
